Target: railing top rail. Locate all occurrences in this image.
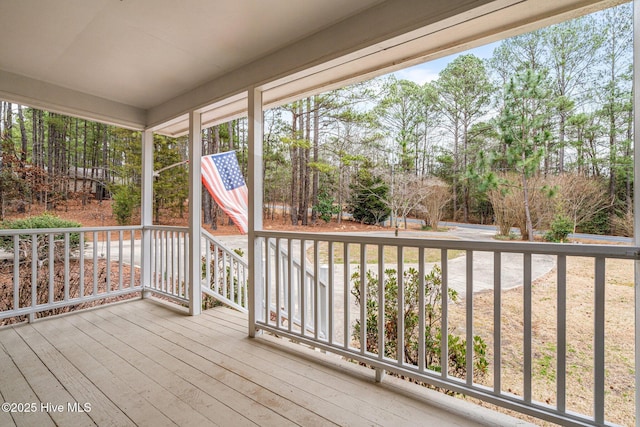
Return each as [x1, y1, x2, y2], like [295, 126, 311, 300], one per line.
[0, 225, 142, 235]
[255, 230, 640, 260]
[145, 225, 189, 232]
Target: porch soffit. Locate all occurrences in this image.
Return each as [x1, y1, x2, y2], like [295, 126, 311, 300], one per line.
[0, 0, 627, 134]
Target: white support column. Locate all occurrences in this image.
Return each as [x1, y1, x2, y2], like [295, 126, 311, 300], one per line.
[188, 111, 203, 316]
[248, 86, 264, 338]
[140, 129, 154, 295]
[634, 2, 640, 426]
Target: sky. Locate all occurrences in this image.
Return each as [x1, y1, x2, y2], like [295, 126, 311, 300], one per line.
[392, 41, 500, 84]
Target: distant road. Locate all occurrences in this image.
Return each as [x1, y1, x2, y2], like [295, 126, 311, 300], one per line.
[439, 221, 633, 244]
[380, 215, 633, 243]
[277, 206, 633, 243]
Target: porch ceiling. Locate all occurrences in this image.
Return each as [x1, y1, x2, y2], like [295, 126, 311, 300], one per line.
[0, 0, 626, 134]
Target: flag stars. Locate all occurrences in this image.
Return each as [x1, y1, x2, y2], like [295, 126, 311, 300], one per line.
[211, 152, 245, 191]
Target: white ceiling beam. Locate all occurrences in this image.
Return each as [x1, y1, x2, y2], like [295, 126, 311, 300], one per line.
[0, 69, 146, 130]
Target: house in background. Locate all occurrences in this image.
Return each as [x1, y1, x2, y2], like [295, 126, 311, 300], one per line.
[0, 1, 638, 426]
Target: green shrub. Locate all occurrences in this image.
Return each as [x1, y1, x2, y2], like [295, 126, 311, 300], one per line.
[544, 215, 573, 242]
[351, 265, 488, 382]
[577, 209, 609, 235]
[348, 165, 390, 225]
[0, 213, 82, 256]
[2, 213, 81, 231]
[112, 185, 139, 225]
[233, 248, 245, 257]
[313, 191, 341, 223]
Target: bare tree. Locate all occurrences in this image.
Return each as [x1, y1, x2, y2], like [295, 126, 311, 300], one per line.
[420, 179, 451, 230]
[551, 175, 611, 233]
[385, 171, 429, 235]
[487, 173, 555, 240]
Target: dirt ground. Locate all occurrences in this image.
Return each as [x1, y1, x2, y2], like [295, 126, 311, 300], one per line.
[2, 200, 636, 425]
[3, 199, 387, 235]
[448, 255, 635, 426]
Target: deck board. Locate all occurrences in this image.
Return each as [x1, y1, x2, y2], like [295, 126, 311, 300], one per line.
[40, 316, 215, 427]
[106, 303, 354, 426]
[73, 309, 288, 427]
[30, 318, 171, 427]
[0, 299, 530, 426]
[0, 332, 56, 427]
[135, 304, 426, 426]
[13, 324, 129, 427]
[3, 327, 87, 427]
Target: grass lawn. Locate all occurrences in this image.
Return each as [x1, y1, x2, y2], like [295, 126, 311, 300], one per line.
[308, 242, 464, 264]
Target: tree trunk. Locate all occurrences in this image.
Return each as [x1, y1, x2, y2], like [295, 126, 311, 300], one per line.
[337, 162, 343, 224]
[102, 124, 108, 201]
[82, 120, 88, 204]
[17, 106, 28, 168]
[608, 108, 616, 229]
[290, 105, 299, 225]
[558, 112, 566, 174]
[297, 102, 306, 224]
[300, 97, 311, 225]
[73, 118, 78, 192]
[452, 120, 459, 221]
[46, 113, 54, 209]
[32, 109, 44, 204]
[227, 121, 234, 150]
[521, 153, 534, 242]
[462, 121, 469, 223]
[625, 100, 633, 211]
[311, 96, 320, 224]
[227, 121, 235, 225]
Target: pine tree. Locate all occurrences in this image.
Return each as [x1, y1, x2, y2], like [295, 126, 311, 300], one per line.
[496, 69, 552, 241]
[348, 162, 390, 225]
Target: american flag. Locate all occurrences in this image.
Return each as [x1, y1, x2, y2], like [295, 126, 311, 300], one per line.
[201, 151, 248, 234]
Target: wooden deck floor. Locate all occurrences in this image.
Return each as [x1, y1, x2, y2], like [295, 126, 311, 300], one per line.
[0, 299, 532, 427]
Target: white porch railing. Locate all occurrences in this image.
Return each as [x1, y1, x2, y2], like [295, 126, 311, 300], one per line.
[263, 238, 328, 337]
[0, 226, 142, 324]
[147, 225, 190, 303]
[0, 225, 249, 324]
[201, 229, 248, 312]
[199, 229, 329, 327]
[253, 230, 640, 427]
